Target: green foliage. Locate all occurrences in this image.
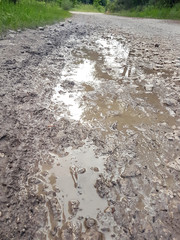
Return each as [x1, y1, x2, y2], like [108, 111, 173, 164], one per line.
[0, 0, 71, 34]
[71, 3, 105, 12]
[111, 3, 180, 19]
[107, 0, 180, 11]
[93, 0, 104, 11]
[61, 0, 73, 10]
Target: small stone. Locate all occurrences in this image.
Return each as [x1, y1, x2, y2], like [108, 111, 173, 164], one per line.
[165, 133, 174, 141]
[101, 227, 110, 232]
[0, 152, 5, 158]
[167, 157, 180, 171]
[68, 200, 79, 215]
[39, 27, 44, 31]
[68, 20, 72, 23]
[84, 218, 96, 228]
[0, 211, 2, 217]
[104, 207, 113, 213]
[93, 167, 99, 172]
[163, 98, 177, 107]
[78, 168, 86, 174]
[9, 34, 15, 38]
[155, 44, 160, 47]
[9, 30, 16, 34]
[47, 41, 52, 45]
[60, 22, 65, 26]
[144, 84, 154, 92]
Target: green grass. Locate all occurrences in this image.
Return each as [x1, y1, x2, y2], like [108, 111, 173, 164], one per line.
[111, 3, 180, 20]
[71, 3, 105, 13]
[0, 0, 71, 34]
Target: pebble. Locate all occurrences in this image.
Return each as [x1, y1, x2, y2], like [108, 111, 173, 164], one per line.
[144, 84, 154, 92]
[163, 98, 177, 106]
[47, 41, 52, 45]
[0, 152, 5, 158]
[165, 133, 174, 141]
[9, 30, 16, 34]
[101, 227, 110, 232]
[93, 167, 99, 172]
[78, 168, 86, 174]
[68, 200, 79, 215]
[167, 157, 180, 171]
[84, 218, 96, 228]
[39, 27, 44, 31]
[155, 43, 160, 47]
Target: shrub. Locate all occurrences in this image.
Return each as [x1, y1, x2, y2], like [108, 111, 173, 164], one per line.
[61, 0, 72, 10]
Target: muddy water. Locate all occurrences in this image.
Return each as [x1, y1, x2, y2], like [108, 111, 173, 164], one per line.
[43, 143, 107, 219]
[38, 35, 178, 239]
[39, 142, 110, 238]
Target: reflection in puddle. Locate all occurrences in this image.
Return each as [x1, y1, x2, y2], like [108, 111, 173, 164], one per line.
[51, 37, 130, 121]
[52, 84, 83, 120]
[96, 38, 129, 74]
[61, 59, 96, 83]
[51, 59, 97, 120]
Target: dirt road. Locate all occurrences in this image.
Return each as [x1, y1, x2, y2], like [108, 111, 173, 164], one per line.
[0, 13, 180, 240]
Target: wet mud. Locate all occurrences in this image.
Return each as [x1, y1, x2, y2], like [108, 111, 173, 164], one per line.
[0, 13, 180, 240]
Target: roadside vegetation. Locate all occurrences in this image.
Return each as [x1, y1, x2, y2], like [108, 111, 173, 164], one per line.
[0, 0, 179, 35]
[107, 0, 180, 20]
[0, 0, 71, 34]
[66, 0, 106, 12]
[71, 3, 105, 12]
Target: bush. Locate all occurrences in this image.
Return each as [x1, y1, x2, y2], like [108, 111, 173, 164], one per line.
[61, 0, 72, 10]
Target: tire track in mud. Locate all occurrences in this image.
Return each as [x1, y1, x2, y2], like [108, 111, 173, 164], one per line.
[0, 14, 180, 240]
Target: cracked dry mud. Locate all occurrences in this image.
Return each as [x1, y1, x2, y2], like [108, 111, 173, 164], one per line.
[0, 13, 180, 240]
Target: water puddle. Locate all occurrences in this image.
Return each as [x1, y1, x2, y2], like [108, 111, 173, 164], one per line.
[42, 35, 178, 239]
[51, 37, 130, 121]
[96, 38, 129, 77]
[38, 142, 108, 236]
[51, 36, 176, 129]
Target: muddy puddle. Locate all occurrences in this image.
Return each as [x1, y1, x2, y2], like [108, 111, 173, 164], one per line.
[51, 36, 176, 130]
[38, 141, 111, 239]
[37, 35, 178, 239]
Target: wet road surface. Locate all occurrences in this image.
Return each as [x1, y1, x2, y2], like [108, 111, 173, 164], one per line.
[0, 12, 180, 240]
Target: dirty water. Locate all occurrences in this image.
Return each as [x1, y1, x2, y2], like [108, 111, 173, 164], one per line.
[44, 143, 107, 220]
[38, 142, 113, 239]
[38, 35, 178, 239]
[51, 37, 176, 129]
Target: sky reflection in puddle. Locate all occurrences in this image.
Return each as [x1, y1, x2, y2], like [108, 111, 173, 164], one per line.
[51, 37, 130, 121]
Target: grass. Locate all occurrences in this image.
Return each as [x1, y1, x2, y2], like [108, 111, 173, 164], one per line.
[110, 3, 180, 20]
[71, 3, 105, 13]
[0, 0, 71, 35]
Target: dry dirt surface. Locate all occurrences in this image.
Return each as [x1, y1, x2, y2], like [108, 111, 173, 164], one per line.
[0, 13, 180, 240]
